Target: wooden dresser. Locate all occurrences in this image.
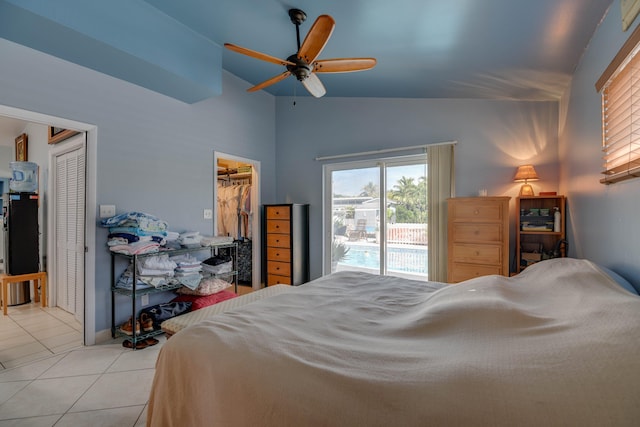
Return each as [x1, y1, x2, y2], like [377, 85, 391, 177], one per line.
[263, 204, 310, 286]
[447, 197, 510, 283]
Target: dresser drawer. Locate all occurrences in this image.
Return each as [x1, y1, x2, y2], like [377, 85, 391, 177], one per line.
[267, 261, 291, 277]
[451, 202, 505, 222]
[449, 263, 502, 283]
[451, 223, 503, 243]
[266, 219, 290, 234]
[266, 205, 291, 220]
[447, 197, 510, 283]
[451, 243, 502, 265]
[267, 233, 290, 248]
[267, 247, 291, 262]
[267, 274, 291, 286]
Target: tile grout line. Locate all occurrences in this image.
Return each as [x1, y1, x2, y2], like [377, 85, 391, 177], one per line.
[2, 304, 82, 368]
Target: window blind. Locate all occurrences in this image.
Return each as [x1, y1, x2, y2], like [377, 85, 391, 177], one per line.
[599, 26, 640, 184]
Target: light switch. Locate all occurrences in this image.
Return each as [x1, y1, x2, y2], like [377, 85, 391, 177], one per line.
[99, 205, 116, 218]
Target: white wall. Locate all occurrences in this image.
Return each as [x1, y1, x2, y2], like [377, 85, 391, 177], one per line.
[276, 97, 559, 279]
[0, 38, 277, 335]
[559, 6, 640, 288]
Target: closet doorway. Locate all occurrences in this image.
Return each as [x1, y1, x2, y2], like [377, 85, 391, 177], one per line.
[214, 152, 261, 289]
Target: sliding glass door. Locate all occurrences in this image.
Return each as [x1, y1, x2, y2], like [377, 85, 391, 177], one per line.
[324, 155, 428, 281]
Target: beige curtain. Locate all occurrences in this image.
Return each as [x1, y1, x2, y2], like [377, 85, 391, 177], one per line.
[427, 144, 455, 282]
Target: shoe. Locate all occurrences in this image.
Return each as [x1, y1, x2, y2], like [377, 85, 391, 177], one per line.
[140, 312, 154, 332]
[122, 339, 148, 350]
[120, 317, 140, 336]
[144, 337, 159, 347]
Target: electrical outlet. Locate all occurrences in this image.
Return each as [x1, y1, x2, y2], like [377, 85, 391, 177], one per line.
[99, 204, 116, 218]
[141, 294, 149, 307]
[203, 209, 213, 219]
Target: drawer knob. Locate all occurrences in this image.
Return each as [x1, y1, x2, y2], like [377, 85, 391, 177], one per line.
[474, 209, 479, 215]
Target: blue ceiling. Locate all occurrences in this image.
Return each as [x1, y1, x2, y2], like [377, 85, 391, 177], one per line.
[0, 0, 614, 103]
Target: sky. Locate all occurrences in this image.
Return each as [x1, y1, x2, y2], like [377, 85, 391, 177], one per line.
[333, 164, 426, 196]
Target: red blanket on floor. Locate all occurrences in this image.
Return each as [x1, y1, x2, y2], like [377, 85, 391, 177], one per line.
[171, 289, 237, 311]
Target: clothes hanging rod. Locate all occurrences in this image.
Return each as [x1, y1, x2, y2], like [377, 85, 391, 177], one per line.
[314, 140, 457, 161]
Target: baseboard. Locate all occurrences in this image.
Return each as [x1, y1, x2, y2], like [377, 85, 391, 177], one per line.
[94, 328, 115, 344]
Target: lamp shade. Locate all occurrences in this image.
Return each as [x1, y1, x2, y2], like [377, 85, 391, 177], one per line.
[514, 165, 539, 182]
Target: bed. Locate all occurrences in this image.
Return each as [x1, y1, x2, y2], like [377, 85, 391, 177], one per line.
[147, 258, 640, 426]
[161, 284, 292, 338]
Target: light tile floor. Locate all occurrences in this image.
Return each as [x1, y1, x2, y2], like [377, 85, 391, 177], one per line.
[0, 301, 164, 426]
[0, 302, 84, 370]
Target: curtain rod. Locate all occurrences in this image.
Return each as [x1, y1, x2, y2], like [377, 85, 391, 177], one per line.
[314, 140, 457, 161]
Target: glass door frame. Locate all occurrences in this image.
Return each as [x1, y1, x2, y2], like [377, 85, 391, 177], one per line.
[322, 154, 428, 276]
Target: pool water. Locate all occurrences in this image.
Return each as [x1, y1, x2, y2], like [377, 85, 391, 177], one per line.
[339, 243, 428, 275]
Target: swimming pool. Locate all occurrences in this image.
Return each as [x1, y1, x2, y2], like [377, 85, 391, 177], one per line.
[339, 243, 428, 275]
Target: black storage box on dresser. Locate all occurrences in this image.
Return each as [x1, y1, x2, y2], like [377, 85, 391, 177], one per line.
[263, 204, 309, 286]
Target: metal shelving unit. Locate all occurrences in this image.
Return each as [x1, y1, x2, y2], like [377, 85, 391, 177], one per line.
[110, 242, 238, 349]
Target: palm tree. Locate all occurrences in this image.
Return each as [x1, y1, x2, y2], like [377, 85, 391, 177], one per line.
[388, 176, 427, 223]
[359, 181, 379, 197]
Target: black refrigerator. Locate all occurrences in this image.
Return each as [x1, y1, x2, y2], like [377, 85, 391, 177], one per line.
[4, 192, 39, 275]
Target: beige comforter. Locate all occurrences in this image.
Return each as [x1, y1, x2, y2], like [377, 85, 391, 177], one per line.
[147, 258, 640, 426]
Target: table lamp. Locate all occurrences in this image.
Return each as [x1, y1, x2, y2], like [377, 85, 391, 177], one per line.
[514, 164, 539, 196]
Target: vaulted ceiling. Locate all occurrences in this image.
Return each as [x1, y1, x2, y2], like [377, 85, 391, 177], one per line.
[0, 0, 614, 103]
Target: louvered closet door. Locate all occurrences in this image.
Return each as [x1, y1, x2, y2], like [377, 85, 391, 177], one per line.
[55, 142, 86, 321]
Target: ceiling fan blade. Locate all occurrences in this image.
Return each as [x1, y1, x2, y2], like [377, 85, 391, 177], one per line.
[313, 58, 377, 73]
[248, 71, 291, 92]
[298, 15, 335, 64]
[301, 73, 326, 98]
[224, 43, 295, 67]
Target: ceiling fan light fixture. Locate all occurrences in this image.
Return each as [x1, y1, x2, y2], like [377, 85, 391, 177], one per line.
[286, 54, 312, 80]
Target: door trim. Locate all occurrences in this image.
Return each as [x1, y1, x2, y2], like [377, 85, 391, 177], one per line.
[213, 151, 261, 290]
[0, 104, 97, 347]
[322, 154, 428, 276]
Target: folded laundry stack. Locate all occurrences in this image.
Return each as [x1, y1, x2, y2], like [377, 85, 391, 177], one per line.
[164, 231, 181, 249]
[101, 212, 169, 255]
[178, 231, 202, 248]
[201, 254, 233, 274]
[135, 254, 177, 288]
[170, 253, 203, 290]
[200, 235, 235, 246]
[115, 264, 154, 290]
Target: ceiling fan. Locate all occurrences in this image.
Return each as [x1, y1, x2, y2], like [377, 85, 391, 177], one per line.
[224, 8, 376, 98]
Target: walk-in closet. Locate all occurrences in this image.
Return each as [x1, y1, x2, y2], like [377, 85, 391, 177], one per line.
[216, 156, 256, 286]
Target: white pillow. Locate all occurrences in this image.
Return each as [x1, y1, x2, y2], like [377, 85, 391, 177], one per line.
[176, 277, 232, 296]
